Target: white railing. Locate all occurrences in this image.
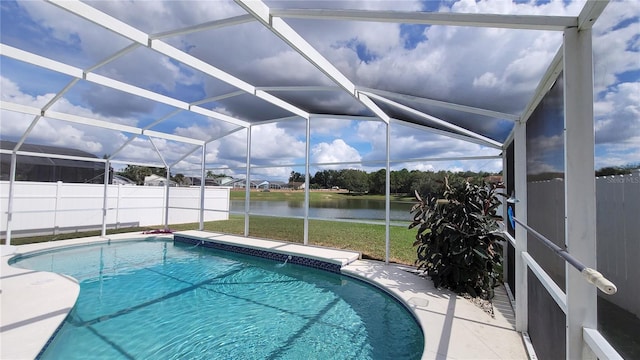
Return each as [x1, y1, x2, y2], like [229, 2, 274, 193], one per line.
[506, 216, 624, 359]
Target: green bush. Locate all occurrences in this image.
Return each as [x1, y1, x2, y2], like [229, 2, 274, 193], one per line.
[410, 178, 504, 299]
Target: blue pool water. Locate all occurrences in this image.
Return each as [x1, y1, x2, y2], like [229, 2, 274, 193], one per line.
[12, 239, 424, 359]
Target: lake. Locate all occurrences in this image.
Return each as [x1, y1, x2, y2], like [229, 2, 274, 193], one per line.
[230, 198, 414, 223]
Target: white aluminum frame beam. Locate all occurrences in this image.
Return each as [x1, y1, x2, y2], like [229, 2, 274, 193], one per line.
[519, 47, 564, 126]
[235, 0, 390, 124]
[564, 25, 598, 360]
[396, 118, 503, 149]
[363, 92, 503, 148]
[151, 14, 256, 39]
[0, 101, 140, 134]
[514, 120, 528, 332]
[0, 43, 250, 128]
[255, 86, 339, 92]
[0, 44, 83, 78]
[144, 130, 203, 146]
[270, 8, 577, 31]
[1, 101, 203, 148]
[0, 149, 106, 163]
[358, 87, 520, 122]
[47, 0, 308, 123]
[191, 91, 245, 106]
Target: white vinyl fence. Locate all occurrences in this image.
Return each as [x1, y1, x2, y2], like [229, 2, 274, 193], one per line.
[526, 170, 640, 319]
[595, 171, 640, 318]
[0, 181, 230, 237]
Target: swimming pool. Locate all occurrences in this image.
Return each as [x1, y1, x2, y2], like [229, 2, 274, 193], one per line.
[12, 238, 424, 359]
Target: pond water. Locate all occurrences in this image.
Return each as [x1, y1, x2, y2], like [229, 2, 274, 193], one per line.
[231, 198, 413, 222]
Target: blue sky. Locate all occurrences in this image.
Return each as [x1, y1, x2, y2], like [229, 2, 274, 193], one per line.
[1, 0, 638, 181]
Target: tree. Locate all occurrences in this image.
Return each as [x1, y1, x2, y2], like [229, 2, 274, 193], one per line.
[390, 168, 412, 194]
[340, 169, 369, 193]
[172, 173, 185, 185]
[117, 165, 165, 185]
[289, 171, 304, 183]
[312, 169, 339, 188]
[368, 169, 386, 194]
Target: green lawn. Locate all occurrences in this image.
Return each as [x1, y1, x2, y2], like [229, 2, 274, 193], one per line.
[229, 190, 414, 202]
[5, 215, 419, 266]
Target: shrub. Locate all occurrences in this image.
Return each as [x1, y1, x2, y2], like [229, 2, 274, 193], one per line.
[410, 177, 504, 299]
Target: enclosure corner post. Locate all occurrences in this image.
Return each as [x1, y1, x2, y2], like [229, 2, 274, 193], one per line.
[199, 144, 206, 231]
[101, 160, 110, 237]
[385, 121, 391, 265]
[244, 126, 252, 237]
[564, 26, 597, 360]
[514, 121, 528, 333]
[304, 117, 310, 245]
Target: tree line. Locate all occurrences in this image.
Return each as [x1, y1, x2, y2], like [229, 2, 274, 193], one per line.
[117, 165, 498, 195]
[291, 169, 499, 197]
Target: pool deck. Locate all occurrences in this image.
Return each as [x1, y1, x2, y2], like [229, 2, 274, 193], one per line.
[1, 231, 528, 359]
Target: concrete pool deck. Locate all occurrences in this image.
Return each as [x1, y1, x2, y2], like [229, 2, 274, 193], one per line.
[1, 231, 529, 359]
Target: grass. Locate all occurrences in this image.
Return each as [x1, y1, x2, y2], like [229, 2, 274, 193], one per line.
[229, 190, 414, 202]
[4, 215, 419, 266]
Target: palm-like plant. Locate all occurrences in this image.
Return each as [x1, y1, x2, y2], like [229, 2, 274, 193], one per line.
[410, 177, 504, 299]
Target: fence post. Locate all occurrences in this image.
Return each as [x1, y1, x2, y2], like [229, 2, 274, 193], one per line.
[53, 181, 63, 236]
[5, 153, 18, 245]
[115, 184, 121, 229]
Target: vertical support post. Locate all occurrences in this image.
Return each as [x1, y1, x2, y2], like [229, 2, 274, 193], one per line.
[54, 181, 62, 235]
[304, 117, 310, 245]
[502, 149, 509, 285]
[199, 144, 206, 231]
[564, 26, 597, 360]
[164, 167, 170, 231]
[514, 121, 528, 332]
[5, 153, 18, 245]
[244, 126, 251, 237]
[101, 160, 109, 237]
[385, 122, 391, 264]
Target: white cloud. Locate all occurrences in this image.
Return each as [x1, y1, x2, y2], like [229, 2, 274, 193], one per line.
[473, 72, 499, 88]
[311, 139, 362, 168]
[595, 82, 640, 144]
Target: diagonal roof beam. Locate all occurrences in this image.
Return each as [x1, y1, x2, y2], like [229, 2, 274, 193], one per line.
[270, 8, 577, 31]
[170, 126, 245, 168]
[357, 87, 520, 121]
[235, 0, 391, 124]
[2, 101, 142, 134]
[1, 101, 202, 145]
[391, 118, 500, 149]
[361, 92, 503, 149]
[47, 0, 309, 121]
[256, 86, 339, 92]
[191, 91, 246, 106]
[0, 43, 249, 128]
[151, 14, 256, 39]
[578, 0, 609, 30]
[503, 0, 608, 146]
[12, 79, 81, 152]
[110, 109, 184, 159]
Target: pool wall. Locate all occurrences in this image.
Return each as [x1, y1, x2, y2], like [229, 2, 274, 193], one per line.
[174, 235, 342, 273]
